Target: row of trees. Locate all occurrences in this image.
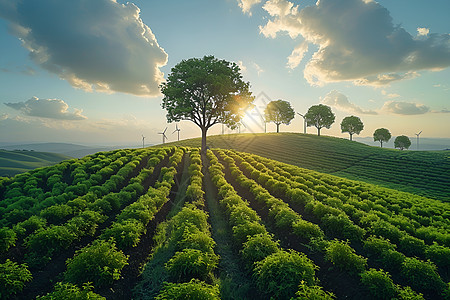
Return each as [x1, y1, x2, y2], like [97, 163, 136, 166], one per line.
[161, 55, 412, 152]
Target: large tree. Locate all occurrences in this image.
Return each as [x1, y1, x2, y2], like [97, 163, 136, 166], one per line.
[394, 135, 411, 150]
[373, 128, 391, 148]
[304, 104, 335, 136]
[341, 116, 364, 141]
[264, 100, 295, 133]
[161, 56, 254, 153]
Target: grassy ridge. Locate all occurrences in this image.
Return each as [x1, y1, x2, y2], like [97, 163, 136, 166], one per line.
[0, 150, 73, 177]
[163, 133, 450, 201]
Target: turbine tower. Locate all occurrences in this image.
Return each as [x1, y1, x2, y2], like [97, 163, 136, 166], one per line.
[415, 130, 422, 150]
[173, 124, 181, 141]
[297, 112, 307, 134]
[158, 127, 168, 144]
[141, 135, 145, 148]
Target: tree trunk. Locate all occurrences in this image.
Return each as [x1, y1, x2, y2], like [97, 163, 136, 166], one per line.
[380, 141, 383, 148]
[317, 127, 321, 136]
[201, 127, 207, 154]
[350, 133, 353, 141]
[276, 123, 280, 133]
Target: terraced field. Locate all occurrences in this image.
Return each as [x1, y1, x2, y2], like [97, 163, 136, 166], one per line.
[1, 146, 449, 299]
[165, 133, 450, 201]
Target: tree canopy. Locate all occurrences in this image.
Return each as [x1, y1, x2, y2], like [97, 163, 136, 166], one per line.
[394, 135, 411, 150]
[161, 55, 254, 153]
[304, 104, 335, 136]
[373, 128, 391, 148]
[341, 116, 364, 141]
[264, 100, 295, 133]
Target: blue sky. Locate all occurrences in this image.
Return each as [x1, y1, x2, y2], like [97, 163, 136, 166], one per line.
[0, 0, 449, 146]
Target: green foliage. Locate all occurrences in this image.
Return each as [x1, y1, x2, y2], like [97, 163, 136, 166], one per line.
[155, 279, 220, 300]
[425, 243, 450, 270]
[360, 269, 396, 299]
[399, 235, 426, 257]
[0, 227, 16, 253]
[232, 221, 266, 245]
[177, 231, 216, 253]
[341, 115, 364, 141]
[325, 239, 367, 273]
[264, 99, 295, 133]
[395, 285, 425, 300]
[254, 250, 317, 299]
[395, 135, 412, 150]
[295, 281, 336, 300]
[401, 257, 446, 294]
[305, 104, 335, 136]
[241, 233, 280, 268]
[165, 249, 219, 282]
[37, 282, 105, 300]
[0, 259, 32, 299]
[13, 216, 47, 239]
[65, 239, 128, 287]
[292, 218, 324, 241]
[101, 220, 145, 249]
[373, 128, 391, 147]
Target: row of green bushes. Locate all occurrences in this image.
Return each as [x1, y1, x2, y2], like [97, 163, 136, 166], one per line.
[211, 150, 332, 300]
[227, 150, 448, 298]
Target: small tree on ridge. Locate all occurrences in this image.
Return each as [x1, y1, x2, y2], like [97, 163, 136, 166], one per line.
[304, 104, 335, 136]
[394, 135, 411, 150]
[373, 128, 391, 148]
[341, 116, 364, 141]
[264, 100, 295, 133]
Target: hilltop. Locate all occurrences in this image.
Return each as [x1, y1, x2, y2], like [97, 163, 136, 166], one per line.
[163, 133, 449, 201]
[0, 149, 73, 177]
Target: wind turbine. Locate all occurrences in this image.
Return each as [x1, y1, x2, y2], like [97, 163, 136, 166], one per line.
[415, 130, 422, 150]
[158, 127, 168, 144]
[141, 135, 145, 148]
[173, 124, 181, 141]
[297, 112, 307, 134]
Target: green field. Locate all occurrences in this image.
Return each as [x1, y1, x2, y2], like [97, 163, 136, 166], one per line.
[0, 146, 449, 299]
[163, 133, 450, 201]
[0, 150, 73, 177]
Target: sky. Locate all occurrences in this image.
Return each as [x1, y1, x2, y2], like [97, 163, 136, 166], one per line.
[0, 0, 449, 147]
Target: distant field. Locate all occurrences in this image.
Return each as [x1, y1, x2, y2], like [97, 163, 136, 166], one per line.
[163, 133, 450, 201]
[0, 150, 73, 177]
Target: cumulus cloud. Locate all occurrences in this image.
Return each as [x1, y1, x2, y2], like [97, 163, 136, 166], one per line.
[237, 61, 247, 73]
[5, 96, 87, 120]
[259, 0, 450, 86]
[0, 0, 167, 96]
[287, 42, 308, 69]
[238, 0, 262, 15]
[321, 90, 377, 115]
[417, 27, 430, 36]
[381, 101, 430, 115]
[381, 90, 400, 99]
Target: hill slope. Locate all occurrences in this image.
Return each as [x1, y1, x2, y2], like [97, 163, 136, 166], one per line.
[0, 149, 73, 177]
[164, 133, 450, 201]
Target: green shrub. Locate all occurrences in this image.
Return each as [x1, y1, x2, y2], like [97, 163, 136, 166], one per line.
[325, 240, 367, 273]
[232, 221, 266, 245]
[0, 259, 32, 298]
[288, 188, 313, 206]
[229, 205, 260, 226]
[292, 219, 324, 241]
[37, 282, 105, 300]
[363, 236, 396, 256]
[254, 250, 317, 299]
[401, 257, 446, 294]
[13, 216, 47, 239]
[399, 235, 426, 257]
[101, 220, 145, 249]
[380, 250, 405, 272]
[26, 225, 76, 257]
[395, 285, 425, 300]
[272, 206, 299, 230]
[155, 279, 220, 300]
[322, 214, 365, 241]
[241, 233, 279, 268]
[0, 227, 16, 253]
[177, 231, 215, 253]
[425, 243, 450, 270]
[360, 269, 396, 299]
[295, 282, 335, 300]
[165, 249, 219, 282]
[65, 239, 128, 287]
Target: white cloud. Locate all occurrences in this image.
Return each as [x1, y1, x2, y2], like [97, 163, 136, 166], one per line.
[320, 90, 377, 115]
[417, 27, 430, 36]
[381, 90, 401, 99]
[260, 0, 450, 86]
[381, 101, 429, 115]
[237, 60, 247, 73]
[287, 41, 308, 69]
[5, 96, 87, 120]
[253, 62, 264, 75]
[238, 0, 262, 15]
[0, 0, 168, 96]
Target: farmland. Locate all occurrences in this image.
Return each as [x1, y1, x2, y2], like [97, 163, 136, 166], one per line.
[0, 146, 449, 299]
[165, 133, 450, 201]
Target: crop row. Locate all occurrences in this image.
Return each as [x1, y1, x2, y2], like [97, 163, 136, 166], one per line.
[221, 150, 448, 299]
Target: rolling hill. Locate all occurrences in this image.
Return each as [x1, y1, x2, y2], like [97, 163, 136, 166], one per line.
[163, 133, 450, 201]
[0, 146, 448, 299]
[0, 150, 73, 177]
